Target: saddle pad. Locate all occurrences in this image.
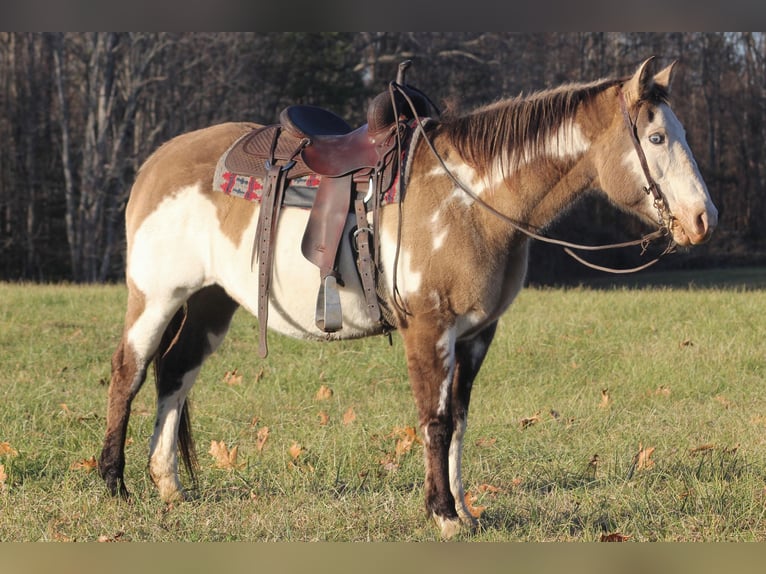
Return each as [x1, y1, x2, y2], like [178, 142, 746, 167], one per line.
[213, 132, 402, 209]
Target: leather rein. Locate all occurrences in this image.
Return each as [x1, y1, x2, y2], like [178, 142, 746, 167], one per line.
[392, 82, 678, 275]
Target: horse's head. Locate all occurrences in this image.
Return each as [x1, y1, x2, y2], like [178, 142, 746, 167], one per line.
[596, 57, 718, 246]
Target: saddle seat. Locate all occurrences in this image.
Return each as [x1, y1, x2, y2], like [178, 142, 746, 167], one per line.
[280, 105, 390, 178]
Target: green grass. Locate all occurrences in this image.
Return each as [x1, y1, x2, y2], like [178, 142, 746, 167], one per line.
[2, 270, 766, 541]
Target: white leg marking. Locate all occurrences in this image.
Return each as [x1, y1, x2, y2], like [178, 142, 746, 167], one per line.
[148, 367, 201, 502]
[436, 328, 456, 416]
[449, 417, 476, 526]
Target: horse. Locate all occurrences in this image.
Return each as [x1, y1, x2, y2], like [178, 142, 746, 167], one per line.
[98, 57, 717, 538]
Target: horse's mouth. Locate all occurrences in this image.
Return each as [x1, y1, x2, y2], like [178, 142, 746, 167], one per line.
[670, 219, 713, 246]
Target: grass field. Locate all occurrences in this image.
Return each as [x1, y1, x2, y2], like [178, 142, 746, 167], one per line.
[2, 269, 766, 541]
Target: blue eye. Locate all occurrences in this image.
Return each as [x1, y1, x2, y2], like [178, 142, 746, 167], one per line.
[648, 133, 665, 145]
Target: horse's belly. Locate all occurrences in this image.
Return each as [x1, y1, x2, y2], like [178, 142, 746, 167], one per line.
[214, 206, 385, 341]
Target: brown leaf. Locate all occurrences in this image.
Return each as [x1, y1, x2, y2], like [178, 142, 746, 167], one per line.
[0, 442, 18, 458]
[255, 426, 269, 452]
[379, 454, 399, 472]
[317, 411, 329, 426]
[690, 443, 715, 455]
[477, 483, 502, 496]
[654, 385, 671, 397]
[464, 491, 486, 518]
[70, 456, 98, 473]
[391, 426, 421, 458]
[342, 406, 356, 425]
[714, 395, 731, 409]
[208, 440, 242, 469]
[223, 369, 243, 386]
[288, 441, 304, 460]
[599, 388, 611, 409]
[520, 411, 541, 429]
[475, 437, 497, 447]
[679, 338, 694, 348]
[0, 464, 7, 492]
[601, 532, 631, 542]
[635, 444, 655, 471]
[315, 385, 333, 401]
[97, 531, 125, 543]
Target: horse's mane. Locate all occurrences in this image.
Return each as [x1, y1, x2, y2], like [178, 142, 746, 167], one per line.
[441, 76, 671, 177]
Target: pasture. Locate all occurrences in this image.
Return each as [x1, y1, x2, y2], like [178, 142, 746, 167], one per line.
[2, 270, 766, 541]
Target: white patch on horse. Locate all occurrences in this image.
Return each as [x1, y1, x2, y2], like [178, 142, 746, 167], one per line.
[545, 120, 590, 160]
[130, 184, 222, 294]
[380, 229, 422, 298]
[449, 416, 474, 524]
[436, 327, 456, 416]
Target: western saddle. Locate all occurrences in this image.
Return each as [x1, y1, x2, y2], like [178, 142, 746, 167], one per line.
[223, 61, 434, 357]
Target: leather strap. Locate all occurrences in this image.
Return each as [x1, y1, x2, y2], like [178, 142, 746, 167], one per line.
[255, 162, 288, 358]
[353, 196, 381, 324]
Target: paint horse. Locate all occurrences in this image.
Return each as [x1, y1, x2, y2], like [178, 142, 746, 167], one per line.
[99, 57, 717, 538]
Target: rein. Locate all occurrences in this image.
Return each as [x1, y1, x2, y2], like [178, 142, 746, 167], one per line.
[391, 82, 678, 275]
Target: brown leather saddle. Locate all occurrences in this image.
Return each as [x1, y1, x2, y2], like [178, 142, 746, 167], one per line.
[223, 61, 433, 357]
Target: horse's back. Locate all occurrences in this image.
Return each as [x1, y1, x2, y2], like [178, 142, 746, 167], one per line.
[126, 122, 259, 236]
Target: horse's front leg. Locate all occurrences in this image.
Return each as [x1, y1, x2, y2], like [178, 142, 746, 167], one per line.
[401, 317, 463, 538]
[449, 321, 498, 528]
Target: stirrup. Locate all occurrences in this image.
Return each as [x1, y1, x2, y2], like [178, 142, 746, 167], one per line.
[315, 275, 342, 332]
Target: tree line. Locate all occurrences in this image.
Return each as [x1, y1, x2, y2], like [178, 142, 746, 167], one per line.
[1, 32, 763, 284]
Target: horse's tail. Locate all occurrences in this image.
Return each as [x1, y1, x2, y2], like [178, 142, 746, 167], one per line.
[154, 304, 199, 488]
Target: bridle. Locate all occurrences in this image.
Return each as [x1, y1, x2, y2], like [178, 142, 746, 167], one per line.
[390, 81, 678, 275]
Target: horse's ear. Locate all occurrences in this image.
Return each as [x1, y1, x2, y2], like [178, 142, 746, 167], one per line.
[653, 60, 677, 92]
[624, 56, 656, 104]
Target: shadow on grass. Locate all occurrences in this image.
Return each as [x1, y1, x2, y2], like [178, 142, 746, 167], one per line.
[565, 266, 766, 291]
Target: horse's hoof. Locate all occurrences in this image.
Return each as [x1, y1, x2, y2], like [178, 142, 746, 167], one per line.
[433, 514, 470, 539]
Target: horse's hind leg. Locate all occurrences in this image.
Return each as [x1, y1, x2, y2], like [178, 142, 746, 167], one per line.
[148, 285, 239, 502]
[99, 283, 189, 499]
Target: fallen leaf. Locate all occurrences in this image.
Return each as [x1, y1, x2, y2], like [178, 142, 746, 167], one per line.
[70, 456, 98, 473]
[97, 531, 125, 543]
[59, 403, 71, 415]
[599, 388, 611, 409]
[511, 477, 523, 488]
[0, 442, 18, 458]
[208, 440, 242, 469]
[379, 454, 399, 472]
[654, 385, 671, 397]
[391, 426, 421, 458]
[342, 406, 356, 425]
[635, 444, 655, 472]
[601, 532, 631, 542]
[288, 441, 304, 460]
[475, 437, 497, 447]
[315, 385, 333, 401]
[0, 464, 7, 492]
[477, 483, 502, 496]
[317, 411, 329, 426]
[520, 412, 541, 429]
[690, 444, 715, 455]
[679, 339, 694, 348]
[714, 395, 731, 409]
[464, 491, 486, 518]
[255, 426, 269, 452]
[223, 369, 243, 386]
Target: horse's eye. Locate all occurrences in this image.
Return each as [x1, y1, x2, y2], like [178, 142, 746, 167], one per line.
[648, 132, 665, 145]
